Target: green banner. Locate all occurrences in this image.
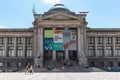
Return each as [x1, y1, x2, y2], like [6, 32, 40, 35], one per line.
[44, 30, 54, 38]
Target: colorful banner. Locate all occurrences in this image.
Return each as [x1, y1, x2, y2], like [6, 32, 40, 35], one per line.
[54, 30, 63, 43]
[44, 38, 53, 50]
[54, 30, 63, 50]
[44, 30, 54, 38]
[54, 43, 63, 50]
[63, 30, 77, 50]
[43, 29, 77, 50]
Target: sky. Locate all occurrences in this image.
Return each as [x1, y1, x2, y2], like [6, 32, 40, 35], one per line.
[0, 0, 120, 28]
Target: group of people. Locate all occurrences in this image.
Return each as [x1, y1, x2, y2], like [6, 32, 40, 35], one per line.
[25, 65, 33, 75]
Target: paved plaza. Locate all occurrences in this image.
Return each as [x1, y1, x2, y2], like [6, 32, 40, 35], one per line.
[0, 72, 119, 80]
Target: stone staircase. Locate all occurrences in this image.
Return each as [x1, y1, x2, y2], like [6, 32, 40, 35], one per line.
[33, 60, 93, 72]
[18, 60, 104, 72]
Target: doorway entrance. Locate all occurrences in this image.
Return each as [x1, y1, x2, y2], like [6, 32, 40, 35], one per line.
[69, 51, 77, 60]
[56, 51, 65, 60]
[44, 51, 52, 60]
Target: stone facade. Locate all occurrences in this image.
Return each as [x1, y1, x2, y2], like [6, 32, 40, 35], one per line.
[0, 28, 34, 70]
[0, 4, 120, 71]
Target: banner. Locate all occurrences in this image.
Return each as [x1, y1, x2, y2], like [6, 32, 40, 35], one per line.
[63, 30, 77, 50]
[54, 30, 63, 50]
[44, 38, 53, 50]
[44, 30, 54, 38]
[54, 30, 63, 43]
[43, 29, 77, 50]
[54, 43, 63, 50]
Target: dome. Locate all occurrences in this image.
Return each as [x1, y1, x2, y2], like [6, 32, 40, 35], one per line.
[48, 4, 70, 12]
[44, 4, 76, 16]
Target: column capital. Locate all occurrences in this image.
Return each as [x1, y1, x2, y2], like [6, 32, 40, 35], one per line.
[65, 27, 69, 30]
[53, 27, 56, 30]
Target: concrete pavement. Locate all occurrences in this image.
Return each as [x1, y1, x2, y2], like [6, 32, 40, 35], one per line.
[0, 72, 119, 80]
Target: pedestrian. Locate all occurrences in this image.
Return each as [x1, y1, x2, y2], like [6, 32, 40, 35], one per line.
[29, 65, 33, 75]
[25, 65, 29, 74]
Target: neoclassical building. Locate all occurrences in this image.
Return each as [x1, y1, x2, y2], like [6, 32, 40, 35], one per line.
[0, 4, 120, 70]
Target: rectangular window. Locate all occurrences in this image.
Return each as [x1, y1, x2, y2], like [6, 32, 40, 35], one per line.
[88, 37, 94, 44]
[106, 37, 112, 44]
[88, 46, 94, 57]
[17, 37, 23, 44]
[115, 37, 120, 44]
[0, 37, 5, 44]
[17, 62, 22, 67]
[26, 46, 32, 57]
[115, 47, 120, 57]
[0, 63, 3, 67]
[8, 37, 14, 44]
[108, 62, 113, 67]
[17, 46, 23, 57]
[106, 46, 112, 57]
[97, 37, 103, 44]
[8, 46, 15, 57]
[44, 51, 52, 60]
[0, 46, 5, 57]
[118, 62, 120, 67]
[97, 46, 103, 57]
[26, 37, 32, 44]
[7, 62, 12, 67]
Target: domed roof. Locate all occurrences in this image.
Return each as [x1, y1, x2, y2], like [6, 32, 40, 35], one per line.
[44, 4, 76, 16]
[48, 4, 70, 12]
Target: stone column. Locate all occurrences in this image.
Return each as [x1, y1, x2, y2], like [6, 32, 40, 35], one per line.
[78, 27, 81, 64]
[52, 50, 56, 60]
[33, 27, 38, 68]
[65, 50, 69, 60]
[112, 37, 116, 57]
[14, 37, 17, 57]
[33, 28, 38, 57]
[64, 28, 69, 60]
[103, 37, 106, 57]
[78, 27, 87, 66]
[95, 37, 97, 57]
[23, 37, 26, 57]
[52, 28, 56, 60]
[5, 37, 8, 57]
[35, 27, 43, 68]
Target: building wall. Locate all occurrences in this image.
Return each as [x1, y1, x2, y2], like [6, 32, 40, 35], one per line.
[0, 27, 120, 69]
[0, 30, 34, 70]
[1, 4, 120, 70]
[87, 30, 120, 68]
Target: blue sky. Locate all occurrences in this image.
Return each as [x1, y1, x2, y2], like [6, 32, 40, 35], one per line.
[0, 0, 120, 28]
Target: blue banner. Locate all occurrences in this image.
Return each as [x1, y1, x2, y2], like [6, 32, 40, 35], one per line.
[54, 43, 63, 50]
[44, 38, 53, 50]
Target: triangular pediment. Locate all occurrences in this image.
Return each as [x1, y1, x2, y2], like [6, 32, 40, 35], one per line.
[41, 12, 80, 20]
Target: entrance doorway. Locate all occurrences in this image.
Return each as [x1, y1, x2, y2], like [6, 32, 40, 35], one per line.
[69, 51, 77, 60]
[56, 51, 65, 60]
[44, 51, 52, 60]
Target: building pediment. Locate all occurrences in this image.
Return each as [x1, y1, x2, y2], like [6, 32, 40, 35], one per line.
[41, 12, 80, 20]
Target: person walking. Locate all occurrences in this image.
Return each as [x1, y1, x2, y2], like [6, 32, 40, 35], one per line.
[25, 65, 29, 74]
[29, 65, 33, 75]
